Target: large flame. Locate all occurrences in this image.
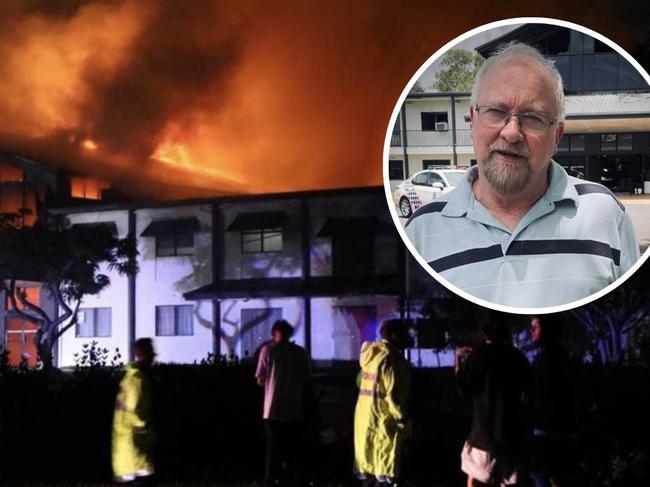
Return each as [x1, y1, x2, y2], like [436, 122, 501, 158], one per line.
[0, 1, 644, 199]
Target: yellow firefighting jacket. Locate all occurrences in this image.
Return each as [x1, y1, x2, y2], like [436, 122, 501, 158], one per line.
[112, 363, 154, 481]
[354, 340, 411, 479]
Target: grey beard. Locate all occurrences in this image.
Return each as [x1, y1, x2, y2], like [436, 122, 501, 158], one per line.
[482, 153, 532, 196]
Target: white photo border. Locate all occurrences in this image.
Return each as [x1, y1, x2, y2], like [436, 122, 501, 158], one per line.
[382, 16, 650, 315]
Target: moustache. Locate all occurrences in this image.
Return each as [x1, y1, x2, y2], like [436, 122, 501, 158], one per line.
[488, 143, 529, 159]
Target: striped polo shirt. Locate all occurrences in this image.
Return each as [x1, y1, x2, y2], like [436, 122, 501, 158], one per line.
[405, 161, 640, 308]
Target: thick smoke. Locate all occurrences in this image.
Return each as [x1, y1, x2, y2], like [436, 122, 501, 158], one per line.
[0, 0, 646, 197]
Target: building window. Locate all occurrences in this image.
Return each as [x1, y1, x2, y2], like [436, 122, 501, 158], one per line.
[242, 228, 283, 253]
[618, 134, 633, 151]
[76, 308, 111, 337]
[546, 29, 570, 55]
[70, 177, 110, 200]
[155, 305, 193, 336]
[421, 112, 449, 131]
[0, 163, 23, 183]
[389, 160, 404, 180]
[601, 134, 617, 151]
[571, 135, 586, 152]
[601, 133, 633, 152]
[240, 308, 283, 357]
[558, 134, 585, 152]
[156, 232, 194, 257]
[422, 160, 450, 170]
[332, 232, 374, 276]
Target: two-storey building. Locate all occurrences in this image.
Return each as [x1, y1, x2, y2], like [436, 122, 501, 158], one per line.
[51, 187, 405, 365]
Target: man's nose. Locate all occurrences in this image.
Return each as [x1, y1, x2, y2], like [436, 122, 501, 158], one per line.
[499, 115, 525, 143]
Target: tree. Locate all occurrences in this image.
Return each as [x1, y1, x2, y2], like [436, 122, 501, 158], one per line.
[0, 216, 138, 368]
[410, 81, 425, 94]
[571, 271, 650, 363]
[434, 49, 484, 92]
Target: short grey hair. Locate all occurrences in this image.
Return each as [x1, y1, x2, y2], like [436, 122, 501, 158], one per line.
[470, 42, 565, 121]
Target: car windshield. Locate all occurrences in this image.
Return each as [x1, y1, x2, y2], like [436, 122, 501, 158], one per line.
[442, 171, 465, 187]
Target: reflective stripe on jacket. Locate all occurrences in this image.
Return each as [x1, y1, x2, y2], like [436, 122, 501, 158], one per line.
[354, 340, 411, 479]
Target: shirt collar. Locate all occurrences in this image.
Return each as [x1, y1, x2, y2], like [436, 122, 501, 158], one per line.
[442, 160, 579, 218]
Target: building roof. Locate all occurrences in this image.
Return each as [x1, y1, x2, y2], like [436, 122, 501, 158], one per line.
[565, 93, 650, 119]
[474, 24, 558, 57]
[49, 185, 385, 214]
[407, 92, 471, 100]
[183, 275, 402, 300]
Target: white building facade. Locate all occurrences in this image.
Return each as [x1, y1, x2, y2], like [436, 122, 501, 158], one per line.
[53, 187, 404, 366]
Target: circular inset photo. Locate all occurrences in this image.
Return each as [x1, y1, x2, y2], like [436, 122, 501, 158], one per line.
[384, 17, 650, 313]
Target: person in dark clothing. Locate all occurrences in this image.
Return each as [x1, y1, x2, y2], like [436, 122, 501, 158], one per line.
[455, 321, 532, 486]
[255, 320, 310, 487]
[529, 315, 579, 487]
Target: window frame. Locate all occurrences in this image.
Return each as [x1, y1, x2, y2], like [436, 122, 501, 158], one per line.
[155, 305, 194, 336]
[600, 133, 634, 152]
[388, 160, 404, 180]
[421, 112, 449, 131]
[241, 227, 283, 254]
[76, 307, 112, 338]
[155, 231, 195, 257]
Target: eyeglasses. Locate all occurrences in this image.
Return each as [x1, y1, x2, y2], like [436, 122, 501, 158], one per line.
[474, 105, 557, 135]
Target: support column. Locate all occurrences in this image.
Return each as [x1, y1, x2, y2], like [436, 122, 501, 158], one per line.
[212, 299, 221, 357]
[450, 94, 458, 166]
[301, 197, 312, 358]
[211, 203, 224, 357]
[400, 103, 410, 177]
[127, 209, 136, 362]
[0, 288, 6, 353]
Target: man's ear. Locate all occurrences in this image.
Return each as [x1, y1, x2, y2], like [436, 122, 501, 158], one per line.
[552, 121, 565, 155]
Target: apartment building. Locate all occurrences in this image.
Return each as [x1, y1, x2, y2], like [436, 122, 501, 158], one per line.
[48, 187, 405, 366]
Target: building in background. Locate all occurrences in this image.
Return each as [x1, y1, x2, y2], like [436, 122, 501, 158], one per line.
[0, 152, 116, 365]
[47, 187, 406, 366]
[389, 24, 650, 194]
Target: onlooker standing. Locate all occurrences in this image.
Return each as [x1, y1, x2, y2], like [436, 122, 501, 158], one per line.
[112, 338, 156, 484]
[354, 319, 412, 486]
[455, 321, 531, 486]
[255, 320, 310, 486]
[529, 315, 578, 487]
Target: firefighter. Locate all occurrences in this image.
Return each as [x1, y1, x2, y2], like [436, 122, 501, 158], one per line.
[354, 319, 412, 486]
[112, 338, 156, 483]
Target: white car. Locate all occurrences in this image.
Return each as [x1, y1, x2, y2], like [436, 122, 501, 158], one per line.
[394, 169, 467, 218]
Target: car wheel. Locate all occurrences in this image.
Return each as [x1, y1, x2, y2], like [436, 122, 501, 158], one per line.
[399, 197, 412, 217]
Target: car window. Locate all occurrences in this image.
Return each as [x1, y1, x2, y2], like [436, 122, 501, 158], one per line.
[412, 173, 429, 185]
[441, 172, 465, 187]
[428, 173, 444, 186]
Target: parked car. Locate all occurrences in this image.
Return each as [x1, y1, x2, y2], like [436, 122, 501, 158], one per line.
[394, 169, 466, 217]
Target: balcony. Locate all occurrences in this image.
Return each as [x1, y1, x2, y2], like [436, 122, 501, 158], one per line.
[391, 129, 472, 147]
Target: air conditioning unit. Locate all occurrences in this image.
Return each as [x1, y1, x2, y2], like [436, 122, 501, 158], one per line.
[435, 122, 449, 131]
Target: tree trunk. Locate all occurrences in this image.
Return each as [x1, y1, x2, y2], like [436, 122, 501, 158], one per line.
[35, 325, 55, 369]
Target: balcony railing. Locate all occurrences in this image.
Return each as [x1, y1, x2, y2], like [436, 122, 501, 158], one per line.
[391, 129, 472, 147]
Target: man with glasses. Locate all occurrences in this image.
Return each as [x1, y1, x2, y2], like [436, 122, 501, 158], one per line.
[405, 42, 639, 308]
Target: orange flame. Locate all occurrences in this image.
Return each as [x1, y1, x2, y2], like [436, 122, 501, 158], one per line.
[0, 1, 637, 198]
[82, 139, 99, 151]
